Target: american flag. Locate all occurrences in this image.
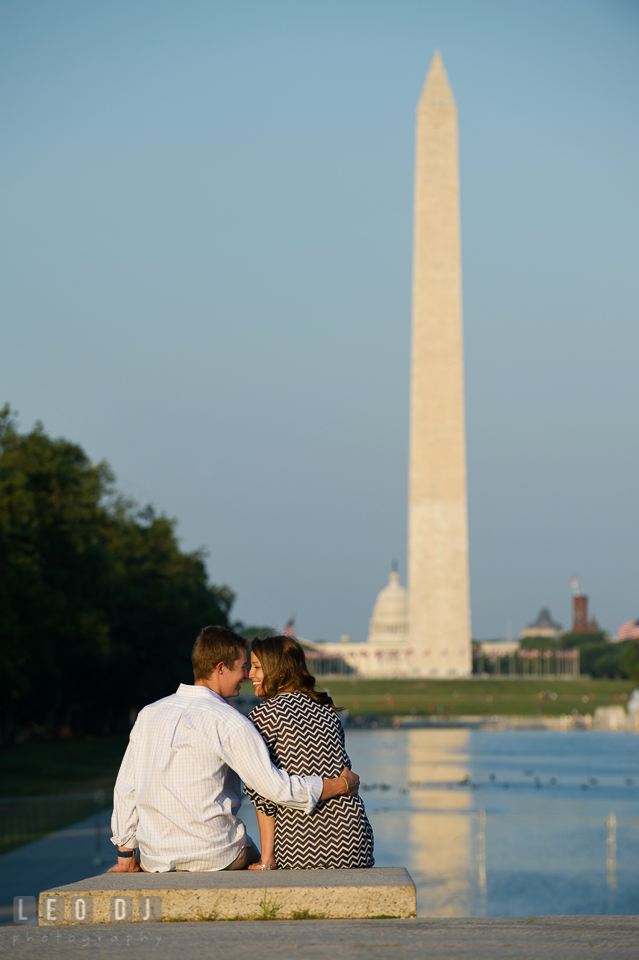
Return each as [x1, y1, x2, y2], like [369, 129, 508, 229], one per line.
[283, 617, 295, 637]
[617, 619, 639, 641]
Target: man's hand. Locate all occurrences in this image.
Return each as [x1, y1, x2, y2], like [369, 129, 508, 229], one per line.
[319, 766, 360, 802]
[339, 767, 359, 796]
[107, 848, 142, 873]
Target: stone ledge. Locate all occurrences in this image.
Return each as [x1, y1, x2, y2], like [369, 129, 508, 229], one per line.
[39, 867, 416, 923]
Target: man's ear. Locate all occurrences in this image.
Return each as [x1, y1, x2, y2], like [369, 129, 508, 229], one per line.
[214, 661, 225, 675]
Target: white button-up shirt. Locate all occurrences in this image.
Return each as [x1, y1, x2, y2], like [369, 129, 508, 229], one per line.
[110, 684, 323, 871]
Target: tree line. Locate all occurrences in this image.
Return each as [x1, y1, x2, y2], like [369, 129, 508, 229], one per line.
[0, 406, 236, 744]
[519, 632, 639, 680]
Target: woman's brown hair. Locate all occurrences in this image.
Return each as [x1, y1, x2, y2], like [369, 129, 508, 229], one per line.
[251, 635, 343, 712]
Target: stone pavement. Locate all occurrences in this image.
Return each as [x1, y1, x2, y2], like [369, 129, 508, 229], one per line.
[2, 916, 638, 959]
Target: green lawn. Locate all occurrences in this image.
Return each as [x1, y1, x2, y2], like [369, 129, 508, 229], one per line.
[0, 734, 129, 798]
[0, 735, 129, 854]
[323, 677, 636, 718]
[0, 680, 634, 855]
[1, 678, 634, 795]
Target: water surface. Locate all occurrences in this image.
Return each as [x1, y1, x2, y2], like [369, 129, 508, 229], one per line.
[270, 728, 639, 917]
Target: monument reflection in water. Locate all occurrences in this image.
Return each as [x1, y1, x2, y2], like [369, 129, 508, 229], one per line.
[349, 728, 476, 917]
[341, 727, 639, 917]
[405, 729, 475, 916]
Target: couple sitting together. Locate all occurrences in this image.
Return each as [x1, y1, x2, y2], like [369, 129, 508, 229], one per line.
[109, 626, 374, 872]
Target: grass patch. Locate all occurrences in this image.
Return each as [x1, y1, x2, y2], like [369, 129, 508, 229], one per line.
[325, 678, 635, 719]
[256, 892, 280, 921]
[291, 909, 325, 920]
[367, 914, 401, 919]
[196, 908, 218, 921]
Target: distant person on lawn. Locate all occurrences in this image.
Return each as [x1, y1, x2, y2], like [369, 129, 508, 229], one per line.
[108, 626, 359, 872]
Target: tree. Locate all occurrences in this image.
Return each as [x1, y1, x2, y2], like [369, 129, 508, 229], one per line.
[620, 641, 639, 682]
[558, 632, 627, 679]
[518, 631, 635, 679]
[237, 626, 276, 643]
[0, 406, 234, 741]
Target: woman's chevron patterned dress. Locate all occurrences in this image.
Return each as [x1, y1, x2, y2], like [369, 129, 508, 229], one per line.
[244, 691, 374, 869]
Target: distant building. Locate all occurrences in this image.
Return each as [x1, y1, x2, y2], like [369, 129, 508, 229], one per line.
[478, 640, 519, 656]
[571, 594, 599, 633]
[572, 595, 599, 633]
[519, 607, 564, 640]
[568, 577, 599, 633]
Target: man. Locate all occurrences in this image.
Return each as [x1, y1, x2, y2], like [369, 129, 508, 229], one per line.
[109, 626, 358, 872]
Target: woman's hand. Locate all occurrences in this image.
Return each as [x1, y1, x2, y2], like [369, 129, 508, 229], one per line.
[248, 855, 277, 870]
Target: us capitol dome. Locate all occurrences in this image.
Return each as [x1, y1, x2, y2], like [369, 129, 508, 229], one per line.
[312, 565, 416, 678]
[366, 566, 409, 644]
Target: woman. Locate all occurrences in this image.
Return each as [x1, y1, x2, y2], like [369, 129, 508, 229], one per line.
[244, 635, 374, 870]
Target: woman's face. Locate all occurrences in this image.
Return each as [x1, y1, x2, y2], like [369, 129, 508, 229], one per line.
[249, 653, 265, 697]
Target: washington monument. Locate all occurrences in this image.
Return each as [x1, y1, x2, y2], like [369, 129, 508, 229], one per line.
[317, 52, 472, 678]
[407, 51, 471, 676]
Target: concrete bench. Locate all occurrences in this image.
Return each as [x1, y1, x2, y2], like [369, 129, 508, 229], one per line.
[39, 867, 416, 923]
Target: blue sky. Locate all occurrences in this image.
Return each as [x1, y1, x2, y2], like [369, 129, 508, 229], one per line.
[1, 0, 638, 640]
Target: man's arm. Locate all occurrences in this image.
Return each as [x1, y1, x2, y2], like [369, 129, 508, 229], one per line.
[108, 736, 142, 872]
[219, 720, 358, 813]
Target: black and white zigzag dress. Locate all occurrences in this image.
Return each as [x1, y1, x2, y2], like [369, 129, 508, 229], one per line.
[244, 692, 374, 869]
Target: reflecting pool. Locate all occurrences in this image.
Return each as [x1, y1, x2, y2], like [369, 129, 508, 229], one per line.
[246, 728, 639, 917]
[355, 728, 639, 916]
